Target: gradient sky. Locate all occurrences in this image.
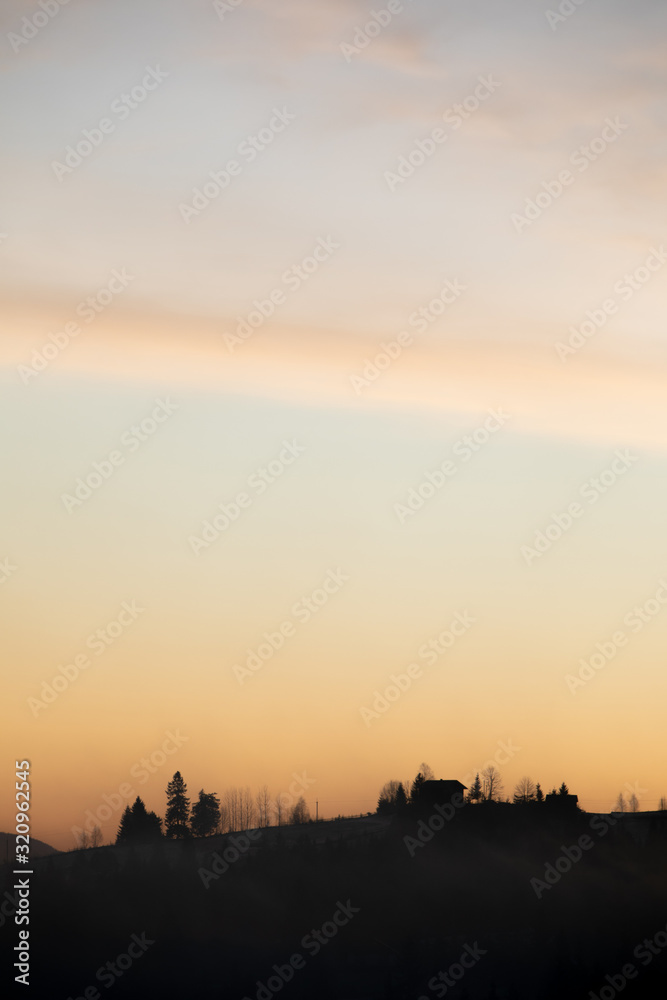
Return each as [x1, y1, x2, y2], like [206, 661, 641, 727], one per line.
[2, 0, 667, 850]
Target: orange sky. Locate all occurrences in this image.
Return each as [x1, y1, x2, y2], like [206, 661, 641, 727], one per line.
[2, 0, 667, 849]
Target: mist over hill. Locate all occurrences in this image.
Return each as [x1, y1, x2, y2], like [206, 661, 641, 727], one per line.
[5, 804, 667, 999]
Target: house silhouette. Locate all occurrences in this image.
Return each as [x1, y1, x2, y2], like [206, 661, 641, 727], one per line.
[420, 780, 467, 805]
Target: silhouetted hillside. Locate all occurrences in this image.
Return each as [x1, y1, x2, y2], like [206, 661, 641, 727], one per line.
[0, 832, 59, 861]
[5, 807, 666, 999]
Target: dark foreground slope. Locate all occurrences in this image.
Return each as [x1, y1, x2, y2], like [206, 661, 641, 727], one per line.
[2, 807, 667, 999]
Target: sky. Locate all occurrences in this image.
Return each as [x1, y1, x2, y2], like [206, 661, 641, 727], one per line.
[2, 0, 667, 850]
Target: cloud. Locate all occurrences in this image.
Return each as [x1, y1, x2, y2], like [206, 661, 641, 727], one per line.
[4, 300, 667, 453]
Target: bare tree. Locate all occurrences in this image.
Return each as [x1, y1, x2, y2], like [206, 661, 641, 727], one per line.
[255, 785, 271, 828]
[77, 830, 89, 849]
[377, 780, 402, 813]
[613, 793, 626, 813]
[481, 765, 504, 802]
[628, 793, 640, 813]
[419, 762, 435, 781]
[90, 825, 103, 848]
[218, 801, 230, 834]
[224, 788, 240, 832]
[241, 786, 255, 830]
[513, 777, 536, 804]
[271, 791, 290, 827]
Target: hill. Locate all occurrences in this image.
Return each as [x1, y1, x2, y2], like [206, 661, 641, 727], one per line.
[0, 831, 59, 862]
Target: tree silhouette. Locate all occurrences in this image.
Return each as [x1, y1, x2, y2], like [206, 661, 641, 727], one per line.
[481, 765, 503, 801]
[377, 780, 403, 813]
[558, 782, 569, 796]
[191, 790, 221, 837]
[165, 772, 190, 838]
[255, 785, 271, 828]
[535, 782, 544, 803]
[410, 770, 428, 805]
[660, 796, 667, 811]
[513, 776, 536, 804]
[466, 773, 483, 804]
[628, 793, 640, 813]
[395, 782, 407, 812]
[116, 797, 162, 843]
[289, 796, 310, 824]
[224, 787, 240, 832]
[116, 805, 133, 843]
[613, 792, 626, 813]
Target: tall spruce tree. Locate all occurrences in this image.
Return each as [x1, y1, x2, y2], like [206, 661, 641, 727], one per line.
[116, 805, 134, 843]
[410, 770, 427, 805]
[467, 773, 483, 803]
[165, 771, 191, 838]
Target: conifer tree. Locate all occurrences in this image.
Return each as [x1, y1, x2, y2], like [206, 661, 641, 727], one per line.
[165, 771, 191, 838]
[191, 790, 221, 837]
[116, 805, 134, 844]
[467, 773, 483, 803]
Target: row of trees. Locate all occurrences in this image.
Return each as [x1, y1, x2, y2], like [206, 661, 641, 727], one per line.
[114, 772, 313, 844]
[376, 765, 576, 814]
[612, 792, 667, 813]
[378, 766, 667, 814]
[377, 763, 511, 813]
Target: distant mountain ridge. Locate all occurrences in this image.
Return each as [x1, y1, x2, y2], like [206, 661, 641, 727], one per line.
[0, 832, 59, 860]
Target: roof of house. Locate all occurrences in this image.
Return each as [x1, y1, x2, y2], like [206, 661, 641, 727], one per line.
[421, 779, 468, 791]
